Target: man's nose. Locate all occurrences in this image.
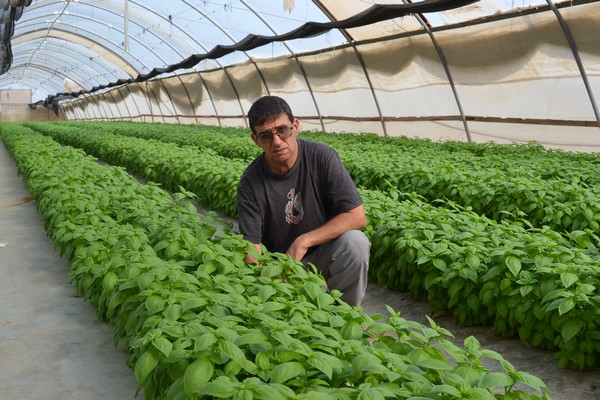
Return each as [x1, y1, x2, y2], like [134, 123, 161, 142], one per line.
[271, 132, 283, 145]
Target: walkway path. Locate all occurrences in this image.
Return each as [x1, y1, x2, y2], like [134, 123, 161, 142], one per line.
[0, 142, 141, 400]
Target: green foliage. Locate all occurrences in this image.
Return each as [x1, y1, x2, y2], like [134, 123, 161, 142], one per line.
[0, 124, 554, 399]
[14, 120, 600, 370]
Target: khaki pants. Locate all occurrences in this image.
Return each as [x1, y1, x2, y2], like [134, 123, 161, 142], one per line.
[302, 230, 370, 306]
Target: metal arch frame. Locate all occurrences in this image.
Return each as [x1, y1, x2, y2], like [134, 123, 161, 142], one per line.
[240, 0, 325, 132]
[11, 44, 114, 87]
[3, 60, 90, 92]
[18, 1, 188, 120]
[52, 0, 200, 124]
[69, 98, 87, 119]
[14, 20, 153, 74]
[91, 86, 130, 120]
[311, 1, 388, 136]
[141, 80, 166, 124]
[14, 13, 168, 86]
[180, 0, 273, 127]
[312, 0, 470, 140]
[129, 0, 254, 126]
[1, 69, 64, 93]
[13, 22, 134, 87]
[11, 43, 121, 88]
[125, 0, 221, 125]
[13, 39, 125, 82]
[17, 22, 179, 121]
[68, 0, 213, 124]
[1, 70, 65, 94]
[13, 27, 140, 77]
[94, 88, 119, 120]
[401, 0, 472, 142]
[22, 0, 197, 56]
[546, 0, 600, 130]
[59, 80, 131, 121]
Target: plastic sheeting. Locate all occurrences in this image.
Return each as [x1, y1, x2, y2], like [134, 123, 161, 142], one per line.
[60, 1, 600, 152]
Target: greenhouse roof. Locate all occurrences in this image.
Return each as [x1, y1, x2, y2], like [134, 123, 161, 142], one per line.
[0, 0, 579, 102]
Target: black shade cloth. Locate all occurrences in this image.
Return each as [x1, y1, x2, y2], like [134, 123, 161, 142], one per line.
[30, 0, 478, 111]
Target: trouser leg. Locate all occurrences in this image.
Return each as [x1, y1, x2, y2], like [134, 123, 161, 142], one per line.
[302, 230, 371, 306]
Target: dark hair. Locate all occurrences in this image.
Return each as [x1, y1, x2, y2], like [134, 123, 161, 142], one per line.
[248, 96, 294, 134]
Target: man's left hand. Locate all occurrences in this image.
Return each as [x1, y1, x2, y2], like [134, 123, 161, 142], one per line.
[286, 235, 309, 261]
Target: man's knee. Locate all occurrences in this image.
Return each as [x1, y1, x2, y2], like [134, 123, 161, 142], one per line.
[336, 230, 371, 261]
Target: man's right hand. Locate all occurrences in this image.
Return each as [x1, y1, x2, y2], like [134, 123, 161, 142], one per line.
[244, 243, 262, 264]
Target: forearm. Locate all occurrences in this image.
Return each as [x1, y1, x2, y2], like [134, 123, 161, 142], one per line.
[296, 204, 367, 249]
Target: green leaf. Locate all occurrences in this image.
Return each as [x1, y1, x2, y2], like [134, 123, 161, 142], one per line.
[340, 321, 363, 341]
[561, 318, 585, 343]
[181, 297, 207, 312]
[194, 332, 217, 352]
[219, 339, 248, 366]
[183, 358, 214, 396]
[102, 271, 118, 294]
[196, 378, 239, 398]
[560, 272, 578, 289]
[257, 286, 277, 302]
[260, 301, 286, 313]
[269, 361, 305, 383]
[432, 258, 446, 271]
[417, 358, 452, 371]
[234, 330, 269, 347]
[505, 256, 521, 276]
[351, 353, 382, 376]
[558, 298, 575, 315]
[163, 304, 182, 321]
[261, 264, 283, 278]
[145, 295, 165, 315]
[518, 371, 549, 392]
[308, 354, 334, 380]
[152, 337, 173, 357]
[134, 349, 160, 385]
[316, 292, 335, 309]
[466, 254, 480, 269]
[478, 372, 514, 388]
[427, 384, 461, 397]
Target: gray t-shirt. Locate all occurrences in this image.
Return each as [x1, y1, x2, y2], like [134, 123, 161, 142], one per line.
[237, 139, 362, 254]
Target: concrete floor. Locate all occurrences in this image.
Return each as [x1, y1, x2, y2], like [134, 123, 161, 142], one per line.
[1, 141, 598, 400]
[0, 143, 140, 400]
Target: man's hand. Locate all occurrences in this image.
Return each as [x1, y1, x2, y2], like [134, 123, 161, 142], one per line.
[285, 235, 310, 261]
[285, 205, 367, 261]
[244, 243, 262, 264]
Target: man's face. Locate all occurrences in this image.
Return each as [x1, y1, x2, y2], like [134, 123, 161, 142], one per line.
[252, 113, 299, 170]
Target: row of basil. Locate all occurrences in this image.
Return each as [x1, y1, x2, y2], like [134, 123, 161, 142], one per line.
[60, 120, 600, 184]
[1, 124, 551, 399]
[21, 121, 600, 370]
[38, 121, 600, 239]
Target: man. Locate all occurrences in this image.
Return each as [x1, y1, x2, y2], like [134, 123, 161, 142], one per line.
[236, 95, 370, 306]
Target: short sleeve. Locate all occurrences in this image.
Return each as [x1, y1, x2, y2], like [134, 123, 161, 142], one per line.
[237, 176, 263, 244]
[320, 145, 363, 216]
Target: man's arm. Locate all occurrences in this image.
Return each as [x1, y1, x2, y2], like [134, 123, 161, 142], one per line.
[285, 204, 367, 261]
[245, 243, 262, 264]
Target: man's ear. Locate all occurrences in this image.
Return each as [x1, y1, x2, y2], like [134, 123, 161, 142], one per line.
[251, 133, 260, 146]
[293, 118, 300, 134]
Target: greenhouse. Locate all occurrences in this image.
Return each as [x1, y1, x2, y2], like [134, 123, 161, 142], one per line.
[0, 1, 599, 399]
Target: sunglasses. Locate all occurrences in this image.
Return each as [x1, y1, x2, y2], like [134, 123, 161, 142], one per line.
[255, 124, 294, 145]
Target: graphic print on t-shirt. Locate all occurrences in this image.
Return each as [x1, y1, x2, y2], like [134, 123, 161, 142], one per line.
[285, 188, 304, 224]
